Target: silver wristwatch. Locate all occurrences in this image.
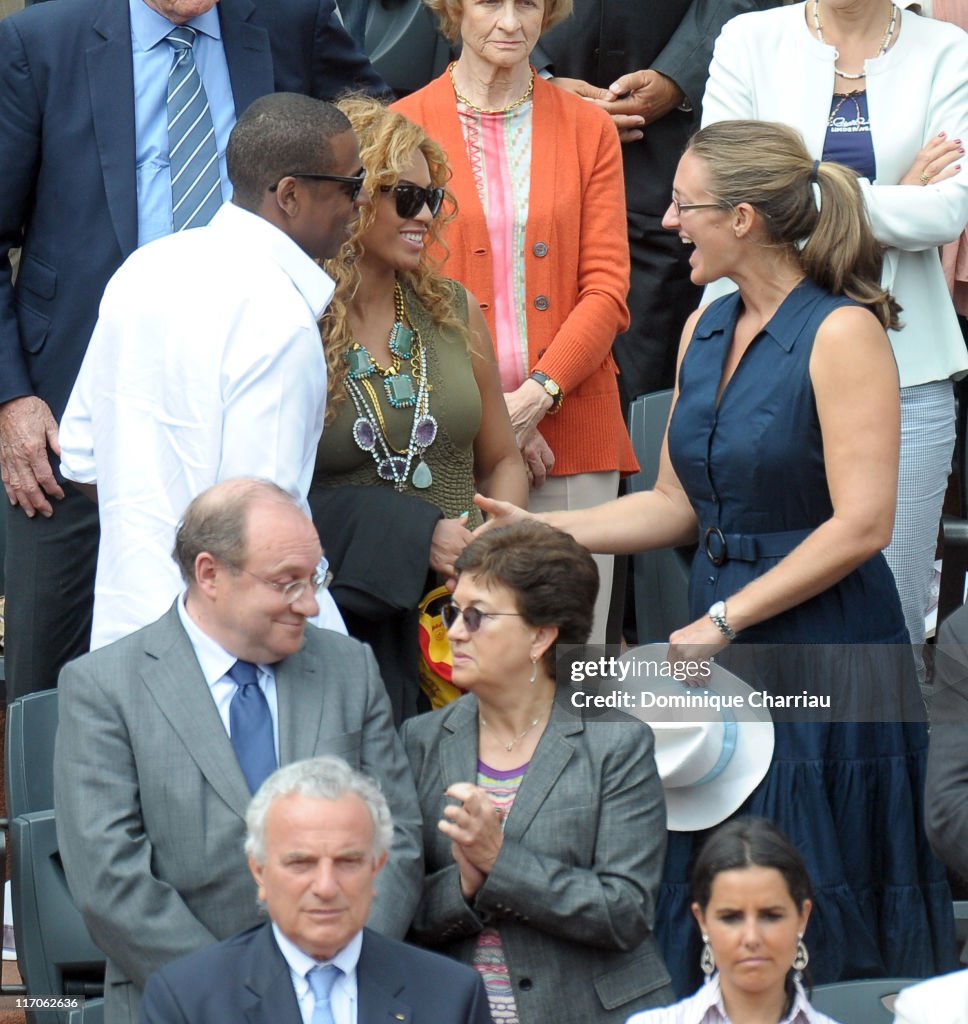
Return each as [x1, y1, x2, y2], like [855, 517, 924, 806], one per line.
[708, 600, 736, 641]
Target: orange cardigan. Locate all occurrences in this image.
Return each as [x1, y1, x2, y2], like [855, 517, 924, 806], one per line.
[393, 72, 637, 476]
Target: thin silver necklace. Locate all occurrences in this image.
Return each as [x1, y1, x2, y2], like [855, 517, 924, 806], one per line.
[480, 703, 551, 752]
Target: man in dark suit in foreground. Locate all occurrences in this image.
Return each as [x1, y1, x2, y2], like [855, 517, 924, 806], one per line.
[54, 479, 422, 1024]
[0, 0, 385, 700]
[139, 756, 492, 1024]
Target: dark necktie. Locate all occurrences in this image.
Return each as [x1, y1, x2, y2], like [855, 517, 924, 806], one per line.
[165, 26, 223, 231]
[227, 659, 276, 793]
[308, 964, 340, 1024]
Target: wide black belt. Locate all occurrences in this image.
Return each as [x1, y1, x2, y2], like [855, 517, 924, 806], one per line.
[701, 526, 813, 566]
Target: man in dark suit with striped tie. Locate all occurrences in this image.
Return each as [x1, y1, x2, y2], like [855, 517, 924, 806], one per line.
[54, 479, 423, 1024]
[0, 0, 386, 702]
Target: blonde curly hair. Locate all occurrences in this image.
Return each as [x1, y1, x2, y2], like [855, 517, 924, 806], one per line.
[322, 95, 467, 422]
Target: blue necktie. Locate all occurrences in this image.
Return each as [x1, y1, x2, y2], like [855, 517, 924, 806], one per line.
[227, 660, 276, 794]
[165, 26, 223, 231]
[308, 964, 340, 1024]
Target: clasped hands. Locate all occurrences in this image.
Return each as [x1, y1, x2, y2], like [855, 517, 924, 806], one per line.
[551, 70, 685, 143]
[503, 381, 555, 488]
[439, 782, 505, 900]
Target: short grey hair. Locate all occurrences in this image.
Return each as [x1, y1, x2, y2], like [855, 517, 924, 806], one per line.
[244, 756, 394, 864]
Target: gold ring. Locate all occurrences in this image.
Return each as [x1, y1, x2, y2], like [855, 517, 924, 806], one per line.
[919, 170, 932, 185]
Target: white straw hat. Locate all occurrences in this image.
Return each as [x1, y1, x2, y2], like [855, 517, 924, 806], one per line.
[621, 644, 774, 832]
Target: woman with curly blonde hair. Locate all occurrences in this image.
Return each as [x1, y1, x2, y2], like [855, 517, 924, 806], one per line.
[309, 97, 526, 721]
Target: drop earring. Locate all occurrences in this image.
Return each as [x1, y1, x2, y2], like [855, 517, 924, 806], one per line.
[529, 655, 537, 685]
[700, 934, 715, 978]
[792, 934, 809, 985]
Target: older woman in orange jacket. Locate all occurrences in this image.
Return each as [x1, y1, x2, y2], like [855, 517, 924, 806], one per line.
[393, 0, 636, 642]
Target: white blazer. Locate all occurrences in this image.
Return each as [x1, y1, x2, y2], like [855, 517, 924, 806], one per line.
[700, 1, 968, 388]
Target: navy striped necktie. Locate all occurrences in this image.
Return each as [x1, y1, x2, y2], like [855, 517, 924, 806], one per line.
[165, 26, 223, 231]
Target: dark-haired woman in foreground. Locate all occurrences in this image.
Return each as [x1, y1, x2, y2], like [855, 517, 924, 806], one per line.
[401, 521, 674, 1023]
[479, 121, 955, 989]
[628, 819, 840, 1024]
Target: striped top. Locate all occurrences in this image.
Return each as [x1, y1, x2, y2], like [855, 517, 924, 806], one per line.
[471, 759, 529, 1024]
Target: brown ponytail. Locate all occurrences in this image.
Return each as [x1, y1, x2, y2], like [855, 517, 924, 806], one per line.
[688, 120, 901, 330]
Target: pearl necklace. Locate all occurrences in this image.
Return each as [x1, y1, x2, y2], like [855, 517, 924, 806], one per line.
[811, 0, 898, 81]
[449, 62, 535, 115]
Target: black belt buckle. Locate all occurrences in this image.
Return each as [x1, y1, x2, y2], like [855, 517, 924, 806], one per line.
[703, 526, 727, 566]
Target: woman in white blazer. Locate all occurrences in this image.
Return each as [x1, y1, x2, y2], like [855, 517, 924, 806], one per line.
[701, 1, 968, 669]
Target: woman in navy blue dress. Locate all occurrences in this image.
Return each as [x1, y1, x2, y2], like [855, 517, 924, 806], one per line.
[479, 120, 954, 993]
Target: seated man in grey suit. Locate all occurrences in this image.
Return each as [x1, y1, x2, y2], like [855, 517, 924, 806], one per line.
[54, 478, 423, 1024]
[140, 756, 492, 1024]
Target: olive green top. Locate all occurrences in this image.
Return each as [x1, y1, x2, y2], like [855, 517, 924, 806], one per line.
[314, 280, 484, 526]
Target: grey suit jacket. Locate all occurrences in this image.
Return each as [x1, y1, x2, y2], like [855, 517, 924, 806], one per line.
[54, 604, 423, 1024]
[400, 693, 674, 1024]
[139, 922, 493, 1024]
[926, 606, 968, 892]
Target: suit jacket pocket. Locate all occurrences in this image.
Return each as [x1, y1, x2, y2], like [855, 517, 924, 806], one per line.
[16, 253, 56, 353]
[593, 947, 672, 1011]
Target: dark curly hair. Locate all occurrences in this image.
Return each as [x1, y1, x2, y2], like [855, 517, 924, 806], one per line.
[454, 520, 598, 677]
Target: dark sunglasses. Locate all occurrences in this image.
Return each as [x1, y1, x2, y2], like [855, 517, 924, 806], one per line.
[441, 602, 523, 633]
[269, 168, 367, 201]
[380, 184, 445, 219]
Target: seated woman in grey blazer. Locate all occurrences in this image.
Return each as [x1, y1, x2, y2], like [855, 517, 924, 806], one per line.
[400, 521, 674, 1024]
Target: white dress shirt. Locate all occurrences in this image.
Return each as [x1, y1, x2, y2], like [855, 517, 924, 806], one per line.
[175, 593, 280, 756]
[625, 975, 840, 1024]
[60, 202, 345, 648]
[272, 923, 362, 1024]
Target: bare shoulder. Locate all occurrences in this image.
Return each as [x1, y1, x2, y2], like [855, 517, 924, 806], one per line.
[811, 303, 894, 372]
[803, 305, 893, 397]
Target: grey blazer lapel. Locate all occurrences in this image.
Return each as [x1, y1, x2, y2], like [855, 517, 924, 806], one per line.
[502, 700, 582, 840]
[88, 0, 138, 257]
[219, 0, 275, 117]
[275, 641, 324, 764]
[438, 697, 481, 790]
[140, 605, 252, 820]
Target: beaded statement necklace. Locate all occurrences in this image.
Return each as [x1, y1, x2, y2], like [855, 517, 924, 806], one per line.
[343, 281, 437, 491]
[449, 62, 535, 115]
[811, 0, 898, 81]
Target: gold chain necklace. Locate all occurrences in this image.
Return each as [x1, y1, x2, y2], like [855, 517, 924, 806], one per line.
[812, 0, 898, 81]
[449, 62, 535, 115]
[827, 90, 863, 127]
